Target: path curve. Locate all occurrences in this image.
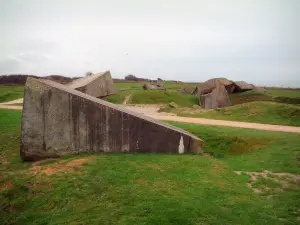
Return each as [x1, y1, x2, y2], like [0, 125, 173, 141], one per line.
[0, 98, 23, 110]
[125, 105, 300, 134]
[122, 95, 131, 105]
[1, 99, 300, 133]
[150, 114, 300, 134]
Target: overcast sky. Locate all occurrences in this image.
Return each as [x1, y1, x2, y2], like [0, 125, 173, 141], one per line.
[0, 0, 299, 87]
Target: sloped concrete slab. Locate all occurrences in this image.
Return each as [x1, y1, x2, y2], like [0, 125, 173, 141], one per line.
[21, 78, 203, 161]
[234, 81, 254, 92]
[199, 85, 232, 109]
[68, 71, 116, 97]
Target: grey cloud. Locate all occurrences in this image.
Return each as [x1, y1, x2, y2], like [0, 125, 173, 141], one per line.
[0, 0, 299, 86]
[17, 52, 50, 62]
[0, 58, 21, 74]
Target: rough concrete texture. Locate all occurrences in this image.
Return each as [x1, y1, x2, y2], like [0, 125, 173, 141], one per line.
[143, 78, 165, 90]
[200, 78, 236, 94]
[142, 83, 165, 90]
[253, 86, 267, 93]
[21, 78, 203, 161]
[199, 85, 232, 109]
[156, 78, 164, 87]
[234, 81, 254, 92]
[68, 71, 116, 97]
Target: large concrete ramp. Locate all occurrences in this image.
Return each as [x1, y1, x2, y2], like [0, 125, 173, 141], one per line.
[21, 78, 203, 161]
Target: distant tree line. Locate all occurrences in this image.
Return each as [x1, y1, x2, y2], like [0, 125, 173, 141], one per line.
[0, 74, 149, 85]
[124, 74, 150, 82]
[0, 74, 76, 85]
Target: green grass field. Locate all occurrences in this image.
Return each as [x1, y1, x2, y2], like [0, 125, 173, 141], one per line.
[1, 83, 300, 128]
[166, 101, 300, 126]
[229, 90, 272, 105]
[104, 89, 198, 106]
[1, 109, 299, 224]
[0, 86, 24, 103]
[105, 82, 198, 106]
[267, 89, 300, 98]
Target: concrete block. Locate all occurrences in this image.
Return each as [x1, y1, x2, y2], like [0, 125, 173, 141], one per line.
[68, 71, 116, 97]
[21, 78, 203, 161]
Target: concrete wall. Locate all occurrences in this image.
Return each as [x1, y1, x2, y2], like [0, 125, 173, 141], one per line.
[21, 78, 203, 161]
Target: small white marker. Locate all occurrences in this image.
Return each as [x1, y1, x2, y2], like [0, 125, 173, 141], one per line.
[178, 136, 184, 154]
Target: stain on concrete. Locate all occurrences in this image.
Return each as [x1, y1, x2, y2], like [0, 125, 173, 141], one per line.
[178, 136, 184, 154]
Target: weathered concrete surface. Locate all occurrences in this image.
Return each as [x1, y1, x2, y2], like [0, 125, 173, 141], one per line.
[200, 78, 236, 94]
[68, 71, 116, 97]
[253, 86, 267, 93]
[142, 78, 166, 90]
[199, 85, 232, 109]
[142, 83, 165, 90]
[21, 78, 203, 161]
[234, 81, 254, 92]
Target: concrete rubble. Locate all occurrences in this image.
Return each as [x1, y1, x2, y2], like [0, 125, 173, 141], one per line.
[200, 78, 236, 94]
[142, 78, 166, 90]
[199, 85, 232, 109]
[234, 81, 254, 92]
[68, 71, 116, 98]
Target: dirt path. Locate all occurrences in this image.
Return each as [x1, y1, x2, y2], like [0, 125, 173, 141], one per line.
[0, 105, 22, 110]
[150, 114, 300, 133]
[1, 99, 300, 133]
[122, 95, 131, 105]
[125, 105, 300, 134]
[0, 98, 23, 110]
[1, 98, 24, 105]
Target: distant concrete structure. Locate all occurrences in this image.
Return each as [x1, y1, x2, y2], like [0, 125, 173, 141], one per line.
[142, 78, 166, 90]
[68, 71, 116, 98]
[253, 86, 267, 93]
[142, 83, 165, 90]
[192, 86, 200, 95]
[21, 78, 203, 161]
[234, 81, 254, 92]
[200, 78, 236, 94]
[199, 85, 232, 109]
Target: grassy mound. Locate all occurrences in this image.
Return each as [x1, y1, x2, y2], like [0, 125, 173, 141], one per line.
[103, 91, 131, 104]
[267, 89, 300, 98]
[0, 86, 24, 103]
[1, 109, 300, 224]
[130, 90, 198, 107]
[169, 101, 300, 126]
[107, 82, 198, 106]
[273, 96, 300, 105]
[105, 89, 198, 107]
[229, 91, 272, 105]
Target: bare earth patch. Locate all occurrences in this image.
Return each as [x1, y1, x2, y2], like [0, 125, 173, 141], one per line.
[122, 95, 131, 105]
[234, 170, 300, 193]
[29, 157, 94, 175]
[0, 179, 13, 191]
